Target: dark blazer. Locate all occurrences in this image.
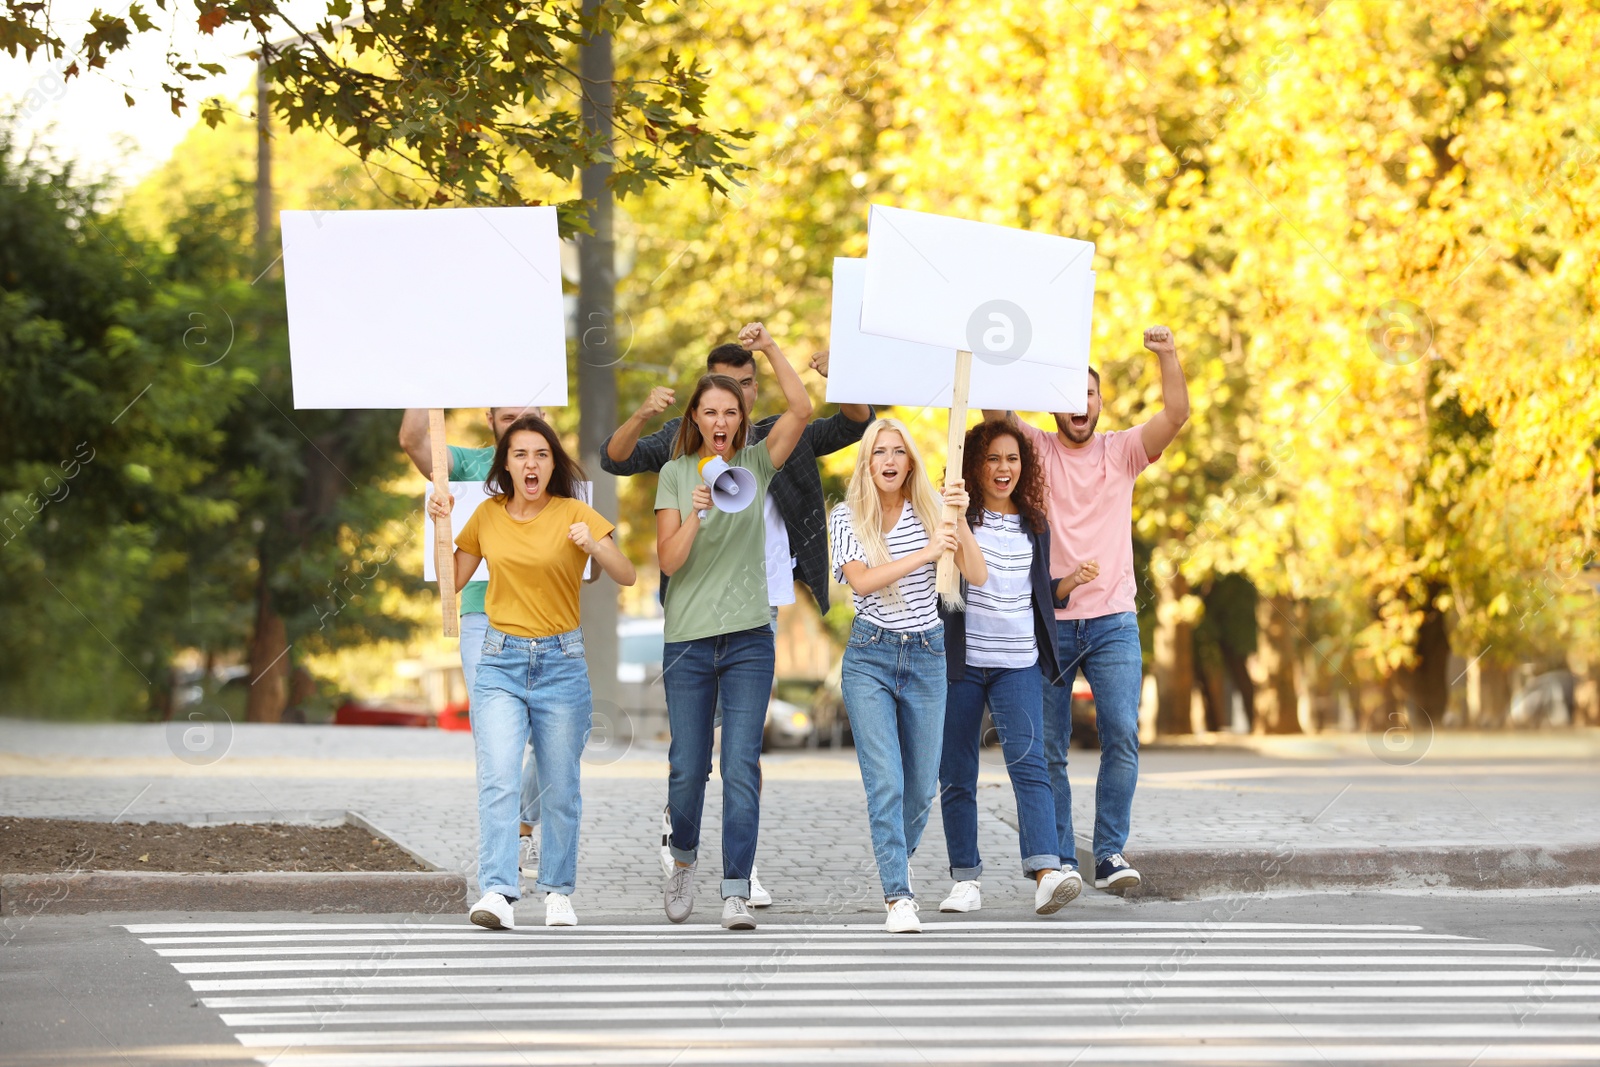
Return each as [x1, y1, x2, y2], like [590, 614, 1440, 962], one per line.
[599, 408, 873, 614]
[941, 518, 1065, 685]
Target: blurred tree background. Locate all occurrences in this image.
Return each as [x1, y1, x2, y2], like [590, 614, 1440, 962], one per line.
[2, 0, 1596, 732]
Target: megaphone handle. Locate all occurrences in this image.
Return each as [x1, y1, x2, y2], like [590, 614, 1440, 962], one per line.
[698, 509, 710, 521]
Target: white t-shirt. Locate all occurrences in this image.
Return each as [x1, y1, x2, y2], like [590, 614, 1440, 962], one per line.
[965, 510, 1037, 668]
[829, 501, 939, 632]
[762, 492, 796, 607]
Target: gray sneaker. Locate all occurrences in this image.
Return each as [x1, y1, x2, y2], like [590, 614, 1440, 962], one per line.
[721, 896, 756, 930]
[664, 863, 695, 924]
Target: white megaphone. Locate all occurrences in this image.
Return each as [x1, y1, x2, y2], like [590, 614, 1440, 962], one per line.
[697, 456, 758, 520]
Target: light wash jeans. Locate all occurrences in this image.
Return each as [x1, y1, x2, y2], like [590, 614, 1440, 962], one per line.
[661, 625, 774, 900]
[940, 662, 1060, 878]
[840, 617, 946, 902]
[461, 612, 540, 827]
[1041, 611, 1143, 865]
[471, 625, 592, 899]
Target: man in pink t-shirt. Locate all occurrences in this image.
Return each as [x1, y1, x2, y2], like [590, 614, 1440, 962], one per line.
[984, 325, 1190, 896]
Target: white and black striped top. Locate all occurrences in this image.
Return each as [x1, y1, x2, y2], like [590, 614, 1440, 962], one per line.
[829, 501, 939, 632]
[966, 510, 1038, 668]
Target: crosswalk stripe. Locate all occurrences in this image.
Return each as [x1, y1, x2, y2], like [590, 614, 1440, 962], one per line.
[122, 919, 1599, 1065]
[135, 929, 1485, 944]
[217, 1007, 1600, 1029]
[151, 945, 1580, 964]
[235, 1022, 1600, 1045]
[119, 920, 1432, 933]
[217, 1045, 1600, 1065]
[198, 992, 1600, 1012]
[186, 976, 1600, 997]
[167, 955, 1600, 977]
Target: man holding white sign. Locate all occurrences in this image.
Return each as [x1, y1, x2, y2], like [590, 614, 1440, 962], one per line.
[400, 405, 548, 863]
[986, 325, 1190, 894]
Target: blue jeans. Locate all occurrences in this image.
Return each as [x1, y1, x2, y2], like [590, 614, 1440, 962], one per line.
[1041, 611, 1143, 865]
[471, 625, 592, 899]
[940, 662, 1060, 879]
[662, 626, 774, 900]
[840, 618, 946, 902]
[461, 612, 540, 827]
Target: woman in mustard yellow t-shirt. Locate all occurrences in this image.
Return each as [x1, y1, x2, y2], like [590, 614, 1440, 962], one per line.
[428, 414, 635, 931]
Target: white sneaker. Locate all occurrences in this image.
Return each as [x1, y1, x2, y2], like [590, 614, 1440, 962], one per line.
[544, 892, 577, 927]
[1034, 868, 1083, 915]
[469, 891, 515, 931]
[658, 806, 675, 879]
[518, 833, 538, 881]
[721, 896, 756, 930]
[885, 898, 922, 933]
[749, 865, 772, 908]
[664, 863, 696, 924]
[939, 880, 982, 913]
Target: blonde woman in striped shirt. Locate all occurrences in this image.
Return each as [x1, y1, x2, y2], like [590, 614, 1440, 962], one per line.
[829, 417, 984, 933]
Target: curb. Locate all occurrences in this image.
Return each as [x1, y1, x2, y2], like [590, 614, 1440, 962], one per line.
[0, 870, 469, 916]
[1111, 844, 1600, 900]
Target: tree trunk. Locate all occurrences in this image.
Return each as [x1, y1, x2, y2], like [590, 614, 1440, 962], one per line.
[1569, 651, 1598, 727]
[576, 0, 620, 727]
[1397, 588, 1450, 731]
[1196, 647, 1229, 732]
[1250, 594, 1301, 734]
[1221, 644, 1255, 731]
[1153, 573, 1195, 735]
[246, 573, 289, 723]
[1467, 658, 1511, 726]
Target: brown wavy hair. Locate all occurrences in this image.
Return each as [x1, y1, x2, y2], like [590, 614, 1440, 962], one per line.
[962, 420, 1048, 535]
[484, 414, 585, 500]
[671, 373, 750, 459]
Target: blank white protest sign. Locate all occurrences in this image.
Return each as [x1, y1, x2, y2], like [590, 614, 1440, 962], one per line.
[282, 207, 566, 410]
[827, 257, 1094, 414]
[860, 204, 1095, 372]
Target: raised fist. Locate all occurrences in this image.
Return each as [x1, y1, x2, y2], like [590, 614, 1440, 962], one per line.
[1143, 325, 1176, 359]
[636, 386, 675, 420]
[738, 322, 775, 353]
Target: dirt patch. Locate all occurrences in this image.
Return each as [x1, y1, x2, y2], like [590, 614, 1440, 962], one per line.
[0, 817, 428, 873]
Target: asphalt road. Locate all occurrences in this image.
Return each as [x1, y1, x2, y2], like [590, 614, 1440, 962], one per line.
[5, 889, 1599, 1066]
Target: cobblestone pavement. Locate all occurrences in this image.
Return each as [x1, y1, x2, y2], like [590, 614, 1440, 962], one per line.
[4, 720, 1599, 916]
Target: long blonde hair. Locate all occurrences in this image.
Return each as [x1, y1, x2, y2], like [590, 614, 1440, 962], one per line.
[842, 418, 947, 607]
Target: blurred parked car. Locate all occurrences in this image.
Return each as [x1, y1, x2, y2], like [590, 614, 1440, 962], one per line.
[764, 697, 813, 751]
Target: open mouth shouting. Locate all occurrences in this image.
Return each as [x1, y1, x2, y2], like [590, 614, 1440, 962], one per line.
[992, 473, 1014, 495]
[711, 430, 730, 454]
[520, 469, 542, 498]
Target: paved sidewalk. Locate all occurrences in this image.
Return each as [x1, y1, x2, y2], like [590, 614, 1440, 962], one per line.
[3, 720, 1599, 910]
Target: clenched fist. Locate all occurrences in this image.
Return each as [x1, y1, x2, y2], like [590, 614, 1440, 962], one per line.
[737, 321, 776, 354]
[569, 522, 600, 555]
[634, 386, 675, 421]
[1143, 325, 1176, 359]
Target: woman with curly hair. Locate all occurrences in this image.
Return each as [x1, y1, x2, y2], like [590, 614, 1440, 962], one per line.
[936, 419, 1096, 917]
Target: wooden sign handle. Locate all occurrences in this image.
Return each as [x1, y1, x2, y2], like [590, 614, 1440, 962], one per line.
[429, 409, 459, 638]
[936, 349, 973, 605]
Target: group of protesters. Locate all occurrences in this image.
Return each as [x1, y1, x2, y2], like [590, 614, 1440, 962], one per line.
[406, 319, 1190, 932]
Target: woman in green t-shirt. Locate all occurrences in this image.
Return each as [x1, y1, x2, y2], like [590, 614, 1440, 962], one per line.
[654, 322, 812, 931]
